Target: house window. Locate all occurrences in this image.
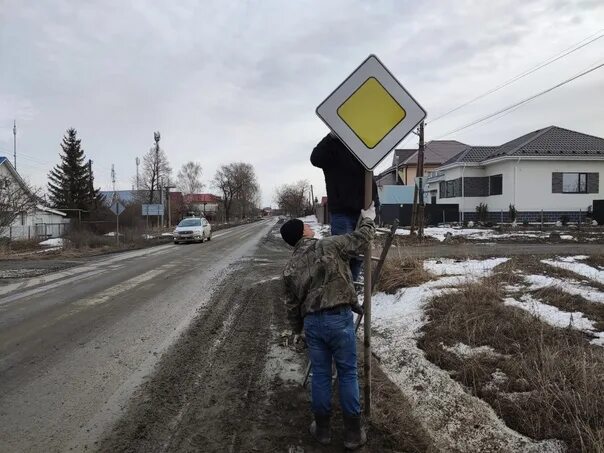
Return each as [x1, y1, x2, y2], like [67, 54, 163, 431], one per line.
[562, 173, 587, 193]
[440, 179, 463, 198]
[446, 181, 455, 198]
[489, 174, 503, 195]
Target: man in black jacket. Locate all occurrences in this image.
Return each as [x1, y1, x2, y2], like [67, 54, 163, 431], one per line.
[311, 132, 379, 281]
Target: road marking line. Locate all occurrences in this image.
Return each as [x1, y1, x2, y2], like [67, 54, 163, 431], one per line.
[0, 268, 108, 306]
[76, 269, 165, 307]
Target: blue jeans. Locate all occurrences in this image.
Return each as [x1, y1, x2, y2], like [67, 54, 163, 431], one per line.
[330, 212, 362, 281]
[304, 307, 360, 417]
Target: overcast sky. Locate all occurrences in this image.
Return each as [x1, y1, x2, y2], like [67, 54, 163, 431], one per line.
[1, 0, 603, 207]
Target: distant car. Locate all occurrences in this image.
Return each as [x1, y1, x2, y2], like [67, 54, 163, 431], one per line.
[173, 217, 212, 244]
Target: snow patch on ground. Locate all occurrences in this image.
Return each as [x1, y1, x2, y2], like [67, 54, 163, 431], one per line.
[483, 369, 509, 392]
[442, 342, 508, 360]
[524, 274, 604, 304]
[504, 294, 604, 346]
[542, 257, 604, 285]
[370, 258, 564, 452]
[104, 232, 124, 237]
[39, 238, 67, 247]
[557, 255, 590, 262]
[424, 258, 508, 276]
[395, 227, 552, 242]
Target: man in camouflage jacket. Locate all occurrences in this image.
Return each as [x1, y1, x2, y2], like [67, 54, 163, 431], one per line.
[280, 203, 375, 449]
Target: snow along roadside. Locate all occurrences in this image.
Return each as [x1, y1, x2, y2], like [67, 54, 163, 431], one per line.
[368, 258, 565, 453]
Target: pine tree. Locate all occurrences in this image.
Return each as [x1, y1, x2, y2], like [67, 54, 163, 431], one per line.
[48, 128, 100, 214]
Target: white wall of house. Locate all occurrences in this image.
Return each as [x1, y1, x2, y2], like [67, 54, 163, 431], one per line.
[433, 158, 604, 214]
[515, 160, 604, 211]
[8, 208, 70, 240]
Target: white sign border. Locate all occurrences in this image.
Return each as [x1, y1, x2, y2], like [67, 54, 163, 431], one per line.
[316, 54, 426, 170]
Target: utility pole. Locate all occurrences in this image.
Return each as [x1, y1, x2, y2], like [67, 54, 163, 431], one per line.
[159, 177, 164, 228]
[111, 164, 119, 245]
[13, 120, 17, 171]
[410, 122, 425, 235]
[164, 181, 176, 227]
[135, 157, 140, 191]
[417, 121, 426, 238]
[88, 159, 96, 209]
[111, 164, 116, 197]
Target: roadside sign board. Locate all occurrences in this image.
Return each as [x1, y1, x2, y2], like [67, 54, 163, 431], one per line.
[142, 204, 164, 216]
[110, 201, 125, 216]
[316, 54, 426, 170]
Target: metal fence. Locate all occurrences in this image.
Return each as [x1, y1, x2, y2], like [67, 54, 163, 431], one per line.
[1, 223, 70, 241]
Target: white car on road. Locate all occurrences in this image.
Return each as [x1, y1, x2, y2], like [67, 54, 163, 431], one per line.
[173, 217, 212, 244]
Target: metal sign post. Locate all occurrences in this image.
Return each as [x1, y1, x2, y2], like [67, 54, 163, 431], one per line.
[110, 201, 125, 246]
[362, 169, 373, 416]
[315, 54, 426, 417]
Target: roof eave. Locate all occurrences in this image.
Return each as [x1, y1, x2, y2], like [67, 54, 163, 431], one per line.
[481, 154, 604, 165]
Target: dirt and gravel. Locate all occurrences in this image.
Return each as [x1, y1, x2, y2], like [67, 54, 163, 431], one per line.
[98, 229, 429, 453]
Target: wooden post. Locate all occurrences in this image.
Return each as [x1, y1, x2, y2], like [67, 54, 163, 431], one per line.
[410, 185, 418, 233]
[363, 169, 373, 417]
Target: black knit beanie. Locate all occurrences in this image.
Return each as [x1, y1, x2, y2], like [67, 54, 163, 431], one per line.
[280, 219, 304, 246]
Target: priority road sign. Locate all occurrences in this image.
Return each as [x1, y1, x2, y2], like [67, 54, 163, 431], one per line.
[316, 54, 426, 170]
[110, 201, 125, 216]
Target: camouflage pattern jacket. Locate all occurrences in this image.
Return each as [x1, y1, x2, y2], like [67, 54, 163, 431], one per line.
[282, 217, 375, 332]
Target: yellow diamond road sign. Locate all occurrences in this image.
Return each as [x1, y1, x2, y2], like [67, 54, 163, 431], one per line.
[316, 55, 426, 170]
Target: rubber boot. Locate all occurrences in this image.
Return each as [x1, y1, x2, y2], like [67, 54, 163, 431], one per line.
[343, 414, 367, 450]
[309, 414, 331, 445]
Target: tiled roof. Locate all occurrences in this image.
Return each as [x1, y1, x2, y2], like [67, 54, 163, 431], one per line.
[443, 146, 498, 165]
[0, 156, 7, 165]
[391, 140, 469, 167]
[442, 126, 604, 165]
[507, 126, 604, 157]
[392, 149, 416, 166]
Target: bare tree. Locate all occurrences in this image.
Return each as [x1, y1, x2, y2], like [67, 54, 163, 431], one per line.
[212, 162, 259, 222]
[274, 180, 310, 217]
[176, 161, 204, 195]
[212, 165, 237, 222]
[231, 162, 259, 219]
[141, 132, 171, 204]
[0, 176, 38, 235]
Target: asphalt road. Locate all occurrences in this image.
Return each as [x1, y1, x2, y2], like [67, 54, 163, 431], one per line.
[0, 219, 275, 453]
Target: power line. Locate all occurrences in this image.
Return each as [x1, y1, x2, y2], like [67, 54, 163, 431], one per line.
[435, 60, 604, 139]
[428, 29, 604, 124]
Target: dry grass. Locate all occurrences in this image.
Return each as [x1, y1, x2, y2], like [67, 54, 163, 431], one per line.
[369, 355, 433, 452]
[375, 255, 434, 294]
[64, 229, 114, 249]
[504, 255, 604, 291]
[419, 279, 604, 453]
[584, 255, 604, 270]
[0, 239, 42, 255]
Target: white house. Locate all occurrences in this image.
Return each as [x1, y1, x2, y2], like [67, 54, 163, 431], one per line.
[425, 126, 604, 222]
[0, 157, 70, 240]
